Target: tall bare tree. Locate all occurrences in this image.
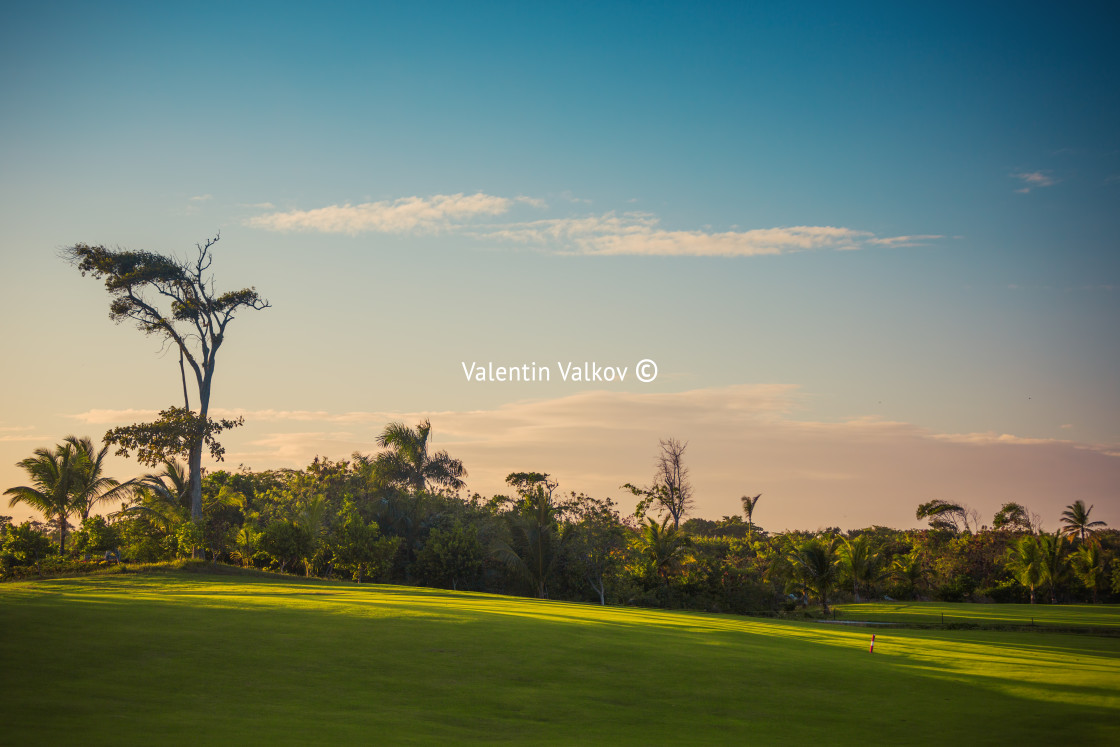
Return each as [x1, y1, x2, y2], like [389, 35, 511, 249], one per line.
[625, 437, 694, 529]
[66, 234, 269, 530]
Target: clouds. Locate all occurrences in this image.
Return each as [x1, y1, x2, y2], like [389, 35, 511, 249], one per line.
[64, 384, 1120, 530]
[1011, 171, 1058, 193]
[246, 193, 516, 235]
[247, 192, 941, 257]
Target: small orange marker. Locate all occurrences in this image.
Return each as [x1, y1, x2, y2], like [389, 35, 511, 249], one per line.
[869, 634, 875, 653]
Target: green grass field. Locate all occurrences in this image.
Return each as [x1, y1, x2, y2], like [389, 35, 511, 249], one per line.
[834, 601, 1120, 630]
[2, 567, 1118, 745]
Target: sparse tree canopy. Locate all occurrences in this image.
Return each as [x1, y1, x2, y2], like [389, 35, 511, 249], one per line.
[65, 234, 270, 527]
[625, 437, 694, 529]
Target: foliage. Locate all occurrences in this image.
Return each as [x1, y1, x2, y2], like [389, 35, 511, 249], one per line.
[104, 407, 244, 469]
[5, 440, 85, 553]
[413, 520, 484, 590]
[66, 235, 270, 528]
[1, 522, 53, 568]
[1060, 500, 1107, 543]
[373, 420, 467, 495]
[624, 437, 694, 528]
[258, 520, 311, 573]
[71, 516, 123, 555]
[788, 535, 840, 613]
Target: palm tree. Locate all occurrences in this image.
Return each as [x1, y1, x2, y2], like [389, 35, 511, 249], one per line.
[639, 518, 691, 598]
[65, 435, 132, 521]
[1059, 500, 1106, 543]
[373, 420, 467, 495]
[1071, 544, 1106, 604]
[741, 494, 761, 543]
[492, 485, 564, 598]
[1005, 535, 1044, 604]
[890, 552, 926, 600]
[113, 460, 191, 533]
[1038, 532, 1069, 604]
[5, 442, 83, 553]
[839, 535, 880, 602]
[788, 535, 840, 614]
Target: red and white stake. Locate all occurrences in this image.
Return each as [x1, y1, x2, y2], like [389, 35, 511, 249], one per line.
[869, 634, 876, 653]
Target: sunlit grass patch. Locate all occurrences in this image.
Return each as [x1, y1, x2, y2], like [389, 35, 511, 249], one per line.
[2, 570, 1118, 745]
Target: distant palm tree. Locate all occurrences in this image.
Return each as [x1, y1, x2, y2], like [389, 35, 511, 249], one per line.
[1059, 500, 1106, 543]
[839, 535, 881, 602]
[374, 420, 467, 494]
[741, 494, 761, 543]
[1005, 535, 1045, 604]
[788, 535, 840, 614]
[65, 435, 132, 521]
[5, 442, 83, 553]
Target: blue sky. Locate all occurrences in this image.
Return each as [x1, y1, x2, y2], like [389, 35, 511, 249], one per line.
[2, 1, 1118, 530]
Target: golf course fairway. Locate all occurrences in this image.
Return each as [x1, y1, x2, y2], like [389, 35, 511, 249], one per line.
[2, 567, 1118, 745]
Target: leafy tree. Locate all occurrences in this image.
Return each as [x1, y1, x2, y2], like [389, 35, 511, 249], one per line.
[258, 520, 311, 573]
[413, 520, 484, 591]
[1005, 535, 1045, 604]
[564, 493, 629, 605]
[373, 420, 467, 495]
[741, 494, 761, 543]
[992, 502, 1034, 532]
[174, 521, 206, 559]
[788, 535, 840, 614]
[332, 506, 399, 583]
[1060, 500, 1106, 543]
[71, 516, 123, 555]
[66, 235, 270, 530]
[5, 440, 85, 553]
[1, 522, 52, 570]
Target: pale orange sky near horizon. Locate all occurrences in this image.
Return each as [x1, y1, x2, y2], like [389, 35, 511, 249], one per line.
[5, 384, 1117, 533]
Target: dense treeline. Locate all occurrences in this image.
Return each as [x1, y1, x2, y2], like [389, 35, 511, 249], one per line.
[3, 425, 1117, 614]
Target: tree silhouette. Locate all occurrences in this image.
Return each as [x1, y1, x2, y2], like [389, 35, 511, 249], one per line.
[1059, 500, 1106, 543]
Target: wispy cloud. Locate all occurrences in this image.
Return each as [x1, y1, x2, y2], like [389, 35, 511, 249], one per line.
[189, 194, 214, 202]
[65, 385, 1120, 529]
[246, 193, 516, 235]
[1011, 171, 1058, 193]
[489, 215, 942, 257]
[247, 192, 941, 257]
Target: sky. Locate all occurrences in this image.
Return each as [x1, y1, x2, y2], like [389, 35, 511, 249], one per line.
[1, 1, 1118, 532]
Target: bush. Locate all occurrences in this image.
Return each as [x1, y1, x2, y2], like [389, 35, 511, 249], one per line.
[934, 574, 976, 602]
